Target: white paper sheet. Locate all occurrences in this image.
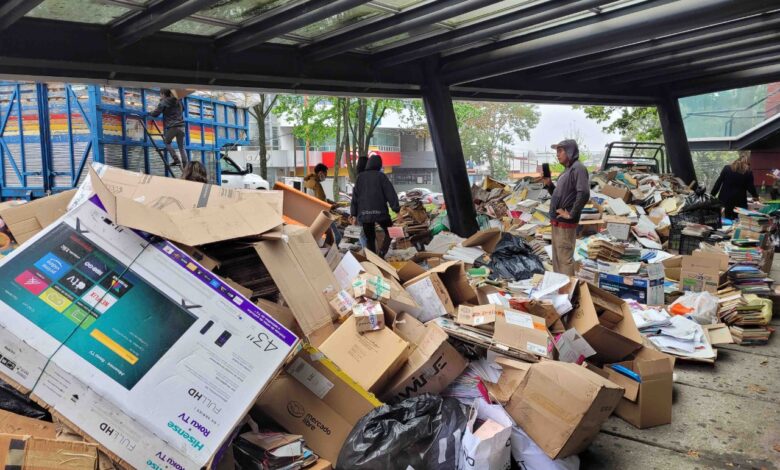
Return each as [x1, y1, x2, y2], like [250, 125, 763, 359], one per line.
[531, 271, 570, 300]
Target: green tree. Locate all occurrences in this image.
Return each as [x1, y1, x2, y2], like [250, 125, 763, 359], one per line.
[575, 106, 662, 142]
[345, 98, 406, 181]
[456, 101, 540, 180]
[273, 95, 335, 173]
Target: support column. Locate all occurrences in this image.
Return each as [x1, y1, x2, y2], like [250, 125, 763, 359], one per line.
[421, 59, 479, 237]
[657, 96, 697, 184]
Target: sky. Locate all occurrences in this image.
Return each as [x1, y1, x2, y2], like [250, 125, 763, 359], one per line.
[520, 104, 622, 155]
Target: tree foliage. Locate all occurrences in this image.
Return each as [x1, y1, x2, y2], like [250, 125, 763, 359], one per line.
[575, 106, 662, 142]
[247, 94, 278, 179]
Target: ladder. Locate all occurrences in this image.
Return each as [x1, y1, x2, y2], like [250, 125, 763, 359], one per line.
[136, 118, 182, 178]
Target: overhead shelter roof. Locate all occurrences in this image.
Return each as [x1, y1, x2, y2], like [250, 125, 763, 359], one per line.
[1, 0, 779, 105]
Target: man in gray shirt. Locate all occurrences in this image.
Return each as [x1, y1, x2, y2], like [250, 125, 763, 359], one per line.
[150, 89, 187, 166]
[543, 139, 590, 276]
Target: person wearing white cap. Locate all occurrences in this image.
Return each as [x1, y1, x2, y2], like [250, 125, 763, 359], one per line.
[543, 139, 589, 276]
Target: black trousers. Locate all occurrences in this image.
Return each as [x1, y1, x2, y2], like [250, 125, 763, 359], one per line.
[163, 126, 187, 164]
[363, 220, 392, 256]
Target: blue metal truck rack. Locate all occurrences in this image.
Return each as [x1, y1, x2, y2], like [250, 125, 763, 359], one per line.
[0, 82, 250, 200]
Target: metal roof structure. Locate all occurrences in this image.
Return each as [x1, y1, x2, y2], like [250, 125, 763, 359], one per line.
[0, 0, 779, 105]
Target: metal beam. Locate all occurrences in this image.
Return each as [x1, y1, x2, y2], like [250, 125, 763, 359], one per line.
[372, 0, 614, 68]
[302, 0, 494, 61]
[673, 63, 780, 98]
[638, 49, 780, 87]
[421, 59, 478, 237]
[576, 32, 780, 82]
[442, 0, 776, 85]
[658, 97, 696, 185]
[534, 10, 780, 80]
[111, 0, 219, 49]
[218, 0, 372, 54]
[0, 0, 44, 32]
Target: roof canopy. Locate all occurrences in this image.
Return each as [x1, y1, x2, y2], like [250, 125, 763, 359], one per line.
[1, 0, 779, 105]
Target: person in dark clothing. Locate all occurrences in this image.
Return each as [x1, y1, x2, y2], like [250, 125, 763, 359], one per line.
[181, 160, 208, 183]
[355, 154, 369, 175]
[543, 139, 590, 276]
[150, 89, 187, 166]
[350, 154, 400, 257]
[711, 155, 758, 219]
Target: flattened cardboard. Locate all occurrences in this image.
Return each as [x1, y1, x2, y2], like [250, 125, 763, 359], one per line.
[495, 358, 623, 459]
[567, 283, 643, 363]
[0, 434, 98, 469]
[382, 313, 467, 402]
[0, 409, 56, 438]
[462, 228, 502, 253]
[600, 184, 631, 202]
[0, 190, 76, 244]
[89, 166, 282, 245]
[605, 347, 674, 429]
[456, 304, 497, 326]
[255, 298, 303, 338]
[255, 345, 381, 464]
[319, 316, 410, 394]
[256, 226, 338, 346]
[363, 249, 401, 281]
[493, 310, 552, 358]
[703, 323, 734, 345]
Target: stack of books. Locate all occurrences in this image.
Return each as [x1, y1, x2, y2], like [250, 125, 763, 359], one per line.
[586, 239, 625, 262]
[727, 265, 773, 295]
[729, 325, 773, 345]
[715, 285, 744, 322]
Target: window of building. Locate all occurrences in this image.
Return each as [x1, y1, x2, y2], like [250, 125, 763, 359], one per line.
[392, 169, 432, 185]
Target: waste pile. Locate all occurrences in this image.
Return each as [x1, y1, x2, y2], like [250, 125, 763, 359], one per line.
[0, 162, 774, 470]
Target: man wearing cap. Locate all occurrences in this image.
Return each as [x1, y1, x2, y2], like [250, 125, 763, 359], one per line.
[544, 139, 590, 276]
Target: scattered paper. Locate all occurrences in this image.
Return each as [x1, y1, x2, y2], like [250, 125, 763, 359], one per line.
[555, 329, 597, 364]
[334, 252, 364, 290]
[531, 271, 571, 300]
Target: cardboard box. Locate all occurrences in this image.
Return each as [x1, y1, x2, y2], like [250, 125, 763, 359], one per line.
[567, 283, 643, 363]
[403, 261, 478, 322]
[255, 345, 381, 464]
[462, 228, 502, 253]
[359, 261, 422, 317]
[353, 301, 385, 333]
[663, 256, 682, 282]
[680, 252, 728, 293]
[319, 316, 410, 394]
[256, 225, 339, 346]
[0, 409, 56, 438]
[601, 184, 631, 202]
[352, 273, 390, 300]
[490, 358, 623, 459]
[328, 289, 357, 319]
[0, 199, 297, 470]
[598, 263, 664, 306]
[605, 347, 675, 429]
[0, 190, 76, 244]
[526, 299, 566, 334]
[382, 313, 467, 402]
[456, 304, 497, 326]
[0, 433, 98, 469]
[493, 309, 553, 358]
[86, 164, 283, 246]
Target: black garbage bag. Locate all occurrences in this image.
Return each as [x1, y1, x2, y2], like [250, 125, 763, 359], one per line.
[479, 233, 545, 281]
[337, 394, 469, 470]
[0, 379, 50, 419]
[683, 186, 722, 212]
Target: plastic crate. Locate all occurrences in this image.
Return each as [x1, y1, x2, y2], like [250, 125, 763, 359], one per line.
[668, 208, 722, 251]
[678, 233, 716, 255]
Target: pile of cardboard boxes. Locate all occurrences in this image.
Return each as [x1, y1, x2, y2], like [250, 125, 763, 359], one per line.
[0, 163, 774, 470]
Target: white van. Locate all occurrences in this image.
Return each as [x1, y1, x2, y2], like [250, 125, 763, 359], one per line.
[219, 155, 270, 190]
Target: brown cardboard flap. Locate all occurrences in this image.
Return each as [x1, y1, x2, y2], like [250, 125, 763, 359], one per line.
[489, 357, 532, 404]
[90, 166, 282, 245]
[364, 249, 401, 280]
[605, 363, 640, 402]
[703, 323, 734, 345]
[0, 410, 56, 438]
[274, 181, 332, 226]
[462, 228, 501, 253]
[0, 190, 76, 244]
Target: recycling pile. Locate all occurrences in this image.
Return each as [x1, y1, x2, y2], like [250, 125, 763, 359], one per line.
[0, 162, 775, 470]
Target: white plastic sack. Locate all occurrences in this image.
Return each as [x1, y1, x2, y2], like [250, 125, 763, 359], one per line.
[511, 427, 580, 470]
[458, 399, 512, 470]
[669, 291, 719, 325]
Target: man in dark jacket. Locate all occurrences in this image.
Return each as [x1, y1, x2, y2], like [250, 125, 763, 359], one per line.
[150, 89, 187, 166]
[544, 139, 590, 276]
[350, 153, 400, 257]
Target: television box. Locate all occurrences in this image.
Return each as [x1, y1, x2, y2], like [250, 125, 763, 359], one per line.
[0, 198, 297, 469]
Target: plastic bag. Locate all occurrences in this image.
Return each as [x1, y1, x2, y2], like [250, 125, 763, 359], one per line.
[479, 233, 545, 282]
[0, 379, 50, 419]
[459, 399, 512, 470]
[682, 186, 721, 212]
[668, 291, 719, 325]
[511, 427, 580, 470]
[337, 394, 469, 470]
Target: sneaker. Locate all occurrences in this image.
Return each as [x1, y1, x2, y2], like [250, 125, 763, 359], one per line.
[171, 158, 181, 167]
